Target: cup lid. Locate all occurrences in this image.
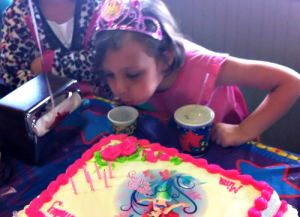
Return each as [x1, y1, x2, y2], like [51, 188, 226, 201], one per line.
[174, 105, 215, 127]
[108, 106, 139, 126]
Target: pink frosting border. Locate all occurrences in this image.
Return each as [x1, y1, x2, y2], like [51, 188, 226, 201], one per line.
[25, 135, 288, 217]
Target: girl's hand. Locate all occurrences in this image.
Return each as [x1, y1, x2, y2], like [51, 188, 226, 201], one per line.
[210, 123, 250, 147]
[30, 56, 43, 75]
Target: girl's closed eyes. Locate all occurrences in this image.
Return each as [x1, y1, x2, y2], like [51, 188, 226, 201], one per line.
[126, 72, 141, 79]
[103, 71, 141, 79]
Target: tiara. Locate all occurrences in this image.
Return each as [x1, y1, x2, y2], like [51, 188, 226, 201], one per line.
[96, 0, 163, 40]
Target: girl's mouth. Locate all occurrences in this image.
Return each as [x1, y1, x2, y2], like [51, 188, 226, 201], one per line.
[123, 101, 134, 105]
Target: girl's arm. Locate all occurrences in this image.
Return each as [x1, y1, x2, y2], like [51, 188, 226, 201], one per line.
[211, 56, 300, 147]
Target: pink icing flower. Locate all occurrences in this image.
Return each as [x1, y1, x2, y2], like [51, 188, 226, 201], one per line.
[150, 143, 162, 151]
[101, 145, 122, 161]
[143, 150, 158, 163]
[127, 136, 137, 143]
[119, 139, 137, 157]
[138, 139, 151, 148]
[158, 153, 170, 161]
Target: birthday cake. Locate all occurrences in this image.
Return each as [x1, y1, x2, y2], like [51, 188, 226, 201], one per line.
[18, 134, 295, 217]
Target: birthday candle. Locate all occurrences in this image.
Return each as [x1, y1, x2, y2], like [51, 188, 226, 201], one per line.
[103, 169, 109, 188]
[95, 162, 102, 179]
[87, 172, 94, 191]
[70, 178, 78, 195]
[83, 165, 89, 183]
[108, 161, 113, 179]
[12, 211, 19, 217]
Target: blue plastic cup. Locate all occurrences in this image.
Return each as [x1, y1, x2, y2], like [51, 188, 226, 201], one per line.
[174, 105, 215, 157]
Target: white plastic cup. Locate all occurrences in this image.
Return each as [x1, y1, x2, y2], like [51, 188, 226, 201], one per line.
[107, 106, 139, 136]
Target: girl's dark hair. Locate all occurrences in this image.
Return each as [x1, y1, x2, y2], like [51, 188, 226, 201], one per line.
[94, 0, 185, 76]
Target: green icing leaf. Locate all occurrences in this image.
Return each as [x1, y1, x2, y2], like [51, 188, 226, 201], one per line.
[116, 156, 127, 163]
[97, 161, 108, 170]
[141, 153, 147, 162]
[128, 152, 140, 161]
[170, 155, 183, 165]
[111, 162, 116, 170]
[94, 151, 102, 163]
[155, 151, 163, 157]
[174, 158, 183, 165]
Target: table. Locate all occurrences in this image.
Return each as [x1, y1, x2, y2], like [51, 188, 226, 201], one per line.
[0, 96, 300, 217]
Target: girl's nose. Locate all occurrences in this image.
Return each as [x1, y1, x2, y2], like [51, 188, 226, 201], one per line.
[115, 79, 127, 96]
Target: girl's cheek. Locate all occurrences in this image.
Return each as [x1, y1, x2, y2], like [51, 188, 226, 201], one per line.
[106, 80, 116, 92]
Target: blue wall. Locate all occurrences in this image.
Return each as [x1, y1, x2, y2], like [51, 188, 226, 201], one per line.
[0, 0, 12, 34]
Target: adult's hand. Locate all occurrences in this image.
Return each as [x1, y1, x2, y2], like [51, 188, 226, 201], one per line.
[30, 56, 43, 75]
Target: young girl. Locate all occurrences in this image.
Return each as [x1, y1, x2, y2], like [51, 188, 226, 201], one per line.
[93, 0, 300, 147]
[1, 0, 101, 95]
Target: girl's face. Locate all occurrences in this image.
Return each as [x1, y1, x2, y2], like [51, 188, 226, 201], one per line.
[101, 40, 166, 105]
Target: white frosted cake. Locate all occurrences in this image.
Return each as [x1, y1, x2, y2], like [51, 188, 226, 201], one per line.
[18, 135, 298, 217]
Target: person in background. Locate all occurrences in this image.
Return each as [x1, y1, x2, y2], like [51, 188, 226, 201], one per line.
[0, 0, 11, 93]
[1, 0, 102, 95]
[93, 0, 300, 147]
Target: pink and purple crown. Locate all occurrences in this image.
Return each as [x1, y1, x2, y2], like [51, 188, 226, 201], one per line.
[96, 0, 163, 40]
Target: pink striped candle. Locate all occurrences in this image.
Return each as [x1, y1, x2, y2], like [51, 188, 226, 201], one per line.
[87, 172, 94, 191]
[83, 165, 89, 183]
[95, 162, 102, 179]
[103, 169, 109, 188]
[70, 178, 78, 195]
[108, 162, 113, 179]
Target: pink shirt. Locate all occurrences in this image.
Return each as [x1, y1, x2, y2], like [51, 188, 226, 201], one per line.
[148, 40, 248, 124]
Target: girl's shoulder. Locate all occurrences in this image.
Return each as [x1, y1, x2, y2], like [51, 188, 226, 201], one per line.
[182, 39, 228, 68]
[182, 39, 215, 57]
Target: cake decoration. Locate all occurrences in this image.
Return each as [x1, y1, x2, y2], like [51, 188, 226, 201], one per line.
[70, 178, 77, 195]
[18, 134, 292, 217]
[47, 201, 75, 217]
[219, 177, 243, 193]
[116, 169, 205, 216]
